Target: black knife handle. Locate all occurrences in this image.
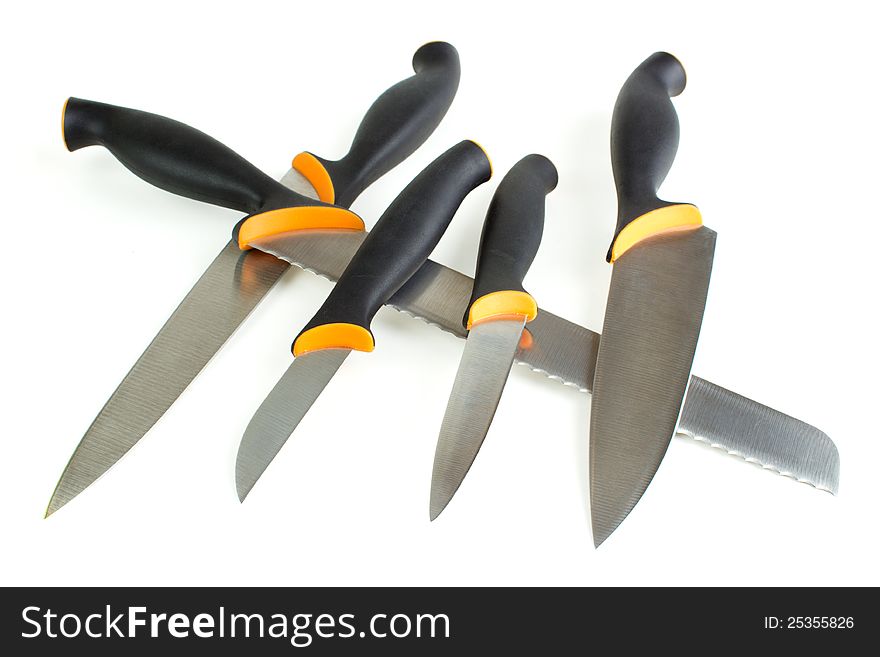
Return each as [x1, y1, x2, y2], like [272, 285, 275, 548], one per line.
[293, 140, 492, 356]
[295, 41, 461, 208]
[464, 154, 558, 329]
[608, 52, 699, 262]
[62, 98, 364, 248]
[63, 97, 310, 216]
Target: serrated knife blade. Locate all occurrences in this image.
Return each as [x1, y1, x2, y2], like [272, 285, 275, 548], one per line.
[253, 229, 838, 497]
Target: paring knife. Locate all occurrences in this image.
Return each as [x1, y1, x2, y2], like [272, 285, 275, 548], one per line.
[236, 141, 492, 500]
[47, 41, 461, 517]
[590, 52, 715, 547]
[430, 154, 558, 520]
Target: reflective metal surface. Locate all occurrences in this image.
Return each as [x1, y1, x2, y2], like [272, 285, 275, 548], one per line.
[235, 349, 350, 501]
[430, 317, 526, 520]
[280, 168, 321, 201]
[46, 168, 323, 516]
[255, 230, 838, 495]
[590, 227, 716, 546]
[47, 241, 290, 516]
[249, 232, 367, 283]
[257, 235, 599, 392]
[680, 376, 839, 494]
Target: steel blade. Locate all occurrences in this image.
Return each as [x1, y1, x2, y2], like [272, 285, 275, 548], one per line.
[253, 231, 837, 494]
[280, 168, 321, 201]
[430, 317, 526, 520]
[679, 376, 839, 494]
[250, 231, 367, 282]
[46, 169, 323, 516]
[253, 237, 598, 392]
[235, 349, 350, 501]
[47, 241, 290, 516]
[590, 226, 716, 546]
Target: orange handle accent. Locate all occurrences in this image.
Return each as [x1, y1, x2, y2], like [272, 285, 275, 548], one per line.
[610, 204, 702, 262]
[292, 323, 375, 357]
[237, 206, 364, 250]
[61, 98, 71, 151]
[467, 290, 538, 329]
[292, 152, 336, 204]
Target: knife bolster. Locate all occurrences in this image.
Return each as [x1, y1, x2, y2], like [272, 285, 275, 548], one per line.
[293, 323, 375, 356]
[467, 291, 537, 329]
[610, 204, 702, 262]
[292, 152, 336, 204]
[237, 206, 364, 250]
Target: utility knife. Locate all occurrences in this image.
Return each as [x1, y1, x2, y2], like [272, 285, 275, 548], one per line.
[48, 41, 461, 516]
[235, 141, 492, 499]
[590, 52, 715, 547]
[429, 154, 558, 519]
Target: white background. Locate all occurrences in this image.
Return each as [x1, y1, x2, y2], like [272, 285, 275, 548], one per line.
[2, 0, 877, 586]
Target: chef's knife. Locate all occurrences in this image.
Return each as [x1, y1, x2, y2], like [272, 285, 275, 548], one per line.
[47, 42, 461, 517]
[429, 154, 558, 520]
[236, 141, 492, 500]
[589, 52, 716, 547]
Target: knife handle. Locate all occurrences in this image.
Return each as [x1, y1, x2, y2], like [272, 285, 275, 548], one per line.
[64, 98, 301, 215]
[464, 154, 558, 329]
[62, 98, 363, 249]
[608, 52, 700, 263]
[292, 41, 461, 208]
[293, 140, 492, 356]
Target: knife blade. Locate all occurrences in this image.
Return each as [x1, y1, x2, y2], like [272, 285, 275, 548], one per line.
[47, 41, 461, 517]
[429, 154, 558, 519]
[589, 52, 716, 547]
[256, 212, 838, 499]
[236, 141, 492, 500]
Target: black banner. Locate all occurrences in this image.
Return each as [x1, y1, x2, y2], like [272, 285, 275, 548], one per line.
[0, 587, 867, 653]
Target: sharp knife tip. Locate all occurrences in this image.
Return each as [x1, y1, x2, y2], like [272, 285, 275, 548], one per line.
[235, 479, 253, 503]
[429, 495, 449, 522]
[235, 450, 259, 503]
[44, 496, 65, 519]
[591, 516, 620, 549]
[45, 478, 76, 518]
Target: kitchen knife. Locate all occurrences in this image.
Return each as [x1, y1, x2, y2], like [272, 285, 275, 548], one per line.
[53, 56, 837, 507]
[236, 141, 492, 500]
[257, 197, 839, 498]
[589, 52, 715, 547]
[429, 154, 558, 520]
[47, 41, 461, 517]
